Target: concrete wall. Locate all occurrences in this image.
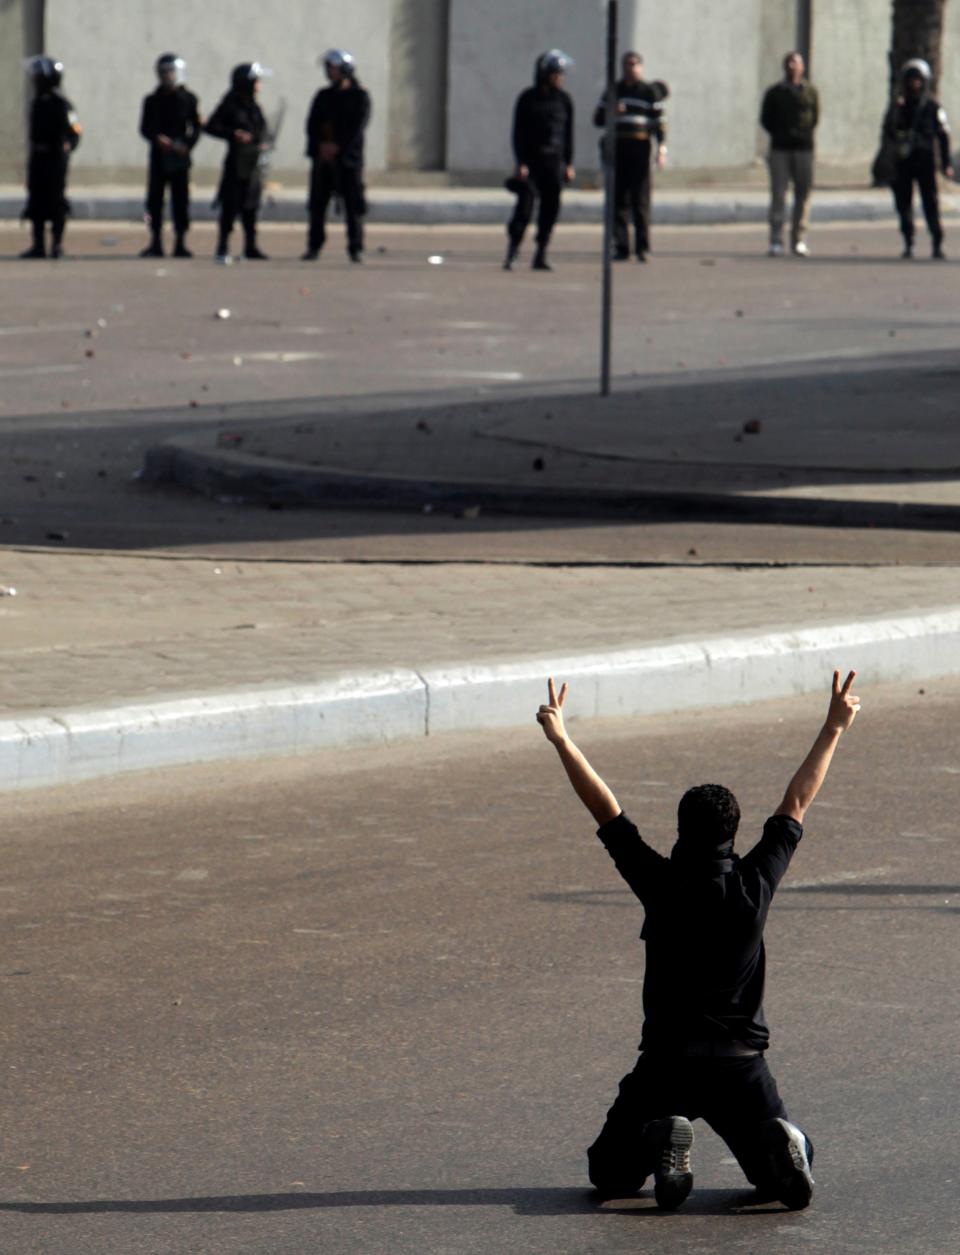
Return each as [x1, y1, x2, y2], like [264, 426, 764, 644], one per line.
[446, 0, 608, 177]
[5, 1, 959, 184]
[44, 0, 391, 182]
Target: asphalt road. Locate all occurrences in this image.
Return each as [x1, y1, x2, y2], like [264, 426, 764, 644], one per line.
[1, 678, 957, 1254]
[2, 221, 960, 562]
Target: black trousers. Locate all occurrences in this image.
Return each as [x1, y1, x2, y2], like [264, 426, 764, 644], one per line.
[892, 155, 943, 245]
[218, 177, 261, 247]
[587, 1052, 805, 1195]
[146, 160, 190, 236]
[25, 152, 68, 238]
[308, 160, 364, 255]
[614, 142, 652, 255]
[507, 156, 564, 249]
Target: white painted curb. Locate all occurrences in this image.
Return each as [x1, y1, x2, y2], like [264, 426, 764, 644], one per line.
[2, 608, 960, 791]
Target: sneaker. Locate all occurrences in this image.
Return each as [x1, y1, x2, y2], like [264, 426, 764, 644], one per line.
[646, 1116, 694, 1210]
[531, 250, 552, 271]
[792, 241, 810, 257]
[349, 250, 363, 264]
[767, 242, 785, 257]
[758, 1118, 814, 1210]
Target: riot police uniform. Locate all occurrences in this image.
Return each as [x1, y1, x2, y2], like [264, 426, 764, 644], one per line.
[205, 63, 271, 260]
[882, 59, 952, 258]
[505, 51, 575, 271]
[21, 57, 81, 259]
[303, 50, 371, 262]
[139, 54, 201, 258]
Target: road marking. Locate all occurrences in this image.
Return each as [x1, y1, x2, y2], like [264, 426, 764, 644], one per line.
[0, 364, 81, 378]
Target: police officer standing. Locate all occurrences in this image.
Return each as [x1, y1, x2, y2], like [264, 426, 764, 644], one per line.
[882, 59, 953, 259]
[594, 51, 668, 262]
[20, 56, 81, 259]
[303, 50, 371, 263]
[205, 63, 272, 261]
[504, 51, 575, 272]
[139, 54, 202, 258]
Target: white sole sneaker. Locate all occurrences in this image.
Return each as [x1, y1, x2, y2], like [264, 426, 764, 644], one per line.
[760, 1118, 815, 1209]
[649, 1116, 695, 1210]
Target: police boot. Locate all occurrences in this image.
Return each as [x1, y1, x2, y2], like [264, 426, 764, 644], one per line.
[503, 240, 520, 271]
[932, 234, 946, 260]
[20, 222, 46, 259]
[50, 222, 65, 260]
[243, 229, 268, 261]
[173, 233, 192, 259]
[531, 245, 552, 271]
[900, 236, 914, 260]
[140, 231, 164, 258]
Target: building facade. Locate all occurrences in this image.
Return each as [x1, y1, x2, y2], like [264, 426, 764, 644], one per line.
[2, 0, 959, 186]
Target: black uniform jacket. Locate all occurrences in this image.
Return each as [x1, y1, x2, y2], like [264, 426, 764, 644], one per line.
[140, 86, 201, 170]
[24, 89, 80, 220]
[512, 85, 574, 166]
[883, 94, 951, 167]
[596, 811, 803, 1053]
[306, 83, 371, 167]
[205, 89, 268, 183]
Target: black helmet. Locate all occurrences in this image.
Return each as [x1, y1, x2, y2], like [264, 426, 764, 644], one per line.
[534, 49, 574, 83]
[156, 53, 186, 85]
[24, 55, 63, 89]
[322, 49, 356, 78]
[231, 61, 271, 93]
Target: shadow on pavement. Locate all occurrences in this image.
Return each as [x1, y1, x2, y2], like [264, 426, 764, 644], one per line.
[6, 347, 960, 551]
[534, 883, 959, 909]
[0, 1185, 777, 1217]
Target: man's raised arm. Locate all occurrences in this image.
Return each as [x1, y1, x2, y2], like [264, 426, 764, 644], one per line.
[536, 677, 621, 826]
[775, 670, 861, 823]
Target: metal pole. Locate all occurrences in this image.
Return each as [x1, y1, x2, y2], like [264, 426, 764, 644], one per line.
[600, 1, 618, 396]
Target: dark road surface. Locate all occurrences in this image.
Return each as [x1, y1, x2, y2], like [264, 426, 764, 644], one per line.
[1, 678, 957, 1253]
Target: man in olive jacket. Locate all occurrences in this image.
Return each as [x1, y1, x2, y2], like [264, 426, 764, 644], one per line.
[760, 52, 819, 257]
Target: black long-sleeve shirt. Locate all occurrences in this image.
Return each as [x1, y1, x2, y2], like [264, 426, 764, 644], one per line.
[512, 84, 574, 166]
[140, 86, 201, 156]
[29, 89, 81, 155]
[596, 811, 803, 1053]
[204, 90, 267, 182]
[306, 82, 371, 167]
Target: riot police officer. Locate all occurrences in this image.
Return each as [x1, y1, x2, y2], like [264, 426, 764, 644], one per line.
[20, 56, 81, 259]
[303, 49, 371, 262]
[882, 59, 954, 259]
[205, 62, 271, 261]
[139, 54, 202, 258]
[504, 50, 575, 272]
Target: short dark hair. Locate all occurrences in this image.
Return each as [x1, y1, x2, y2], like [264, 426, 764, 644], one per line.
[782, 50, 803, 72]
[677, 784, 740, 848]
[622, 50, 643, 67]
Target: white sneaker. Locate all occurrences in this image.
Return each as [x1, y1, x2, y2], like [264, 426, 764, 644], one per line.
[792, 241, 810, 257]
[767, 242, 785, 257]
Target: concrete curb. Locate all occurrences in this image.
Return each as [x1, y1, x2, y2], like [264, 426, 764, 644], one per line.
[2, 608, 959, 791]
[0, 191, 921, 227]
[141, 439, 960, 532]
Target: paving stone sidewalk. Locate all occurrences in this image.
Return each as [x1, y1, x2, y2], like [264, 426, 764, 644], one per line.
[1, 547, 957, 720]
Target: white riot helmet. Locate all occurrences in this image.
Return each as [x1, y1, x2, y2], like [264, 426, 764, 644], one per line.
[901, 58, 932, 83]
[156, 53, 186, 86]
[322, 49, 356, 78]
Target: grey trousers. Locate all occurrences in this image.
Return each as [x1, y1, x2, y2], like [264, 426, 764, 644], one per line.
[768, 148, 814, 246]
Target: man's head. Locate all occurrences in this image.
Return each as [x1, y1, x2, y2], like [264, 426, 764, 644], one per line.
[621, 51, 644, 84]
[323, 49, 356, 85]
[156, 53, 185, 90]
[675, 784, 741, 858]
[901, 58, 931, 97]
[535, 49, 573, 88]
[783, 51, 805, 84]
